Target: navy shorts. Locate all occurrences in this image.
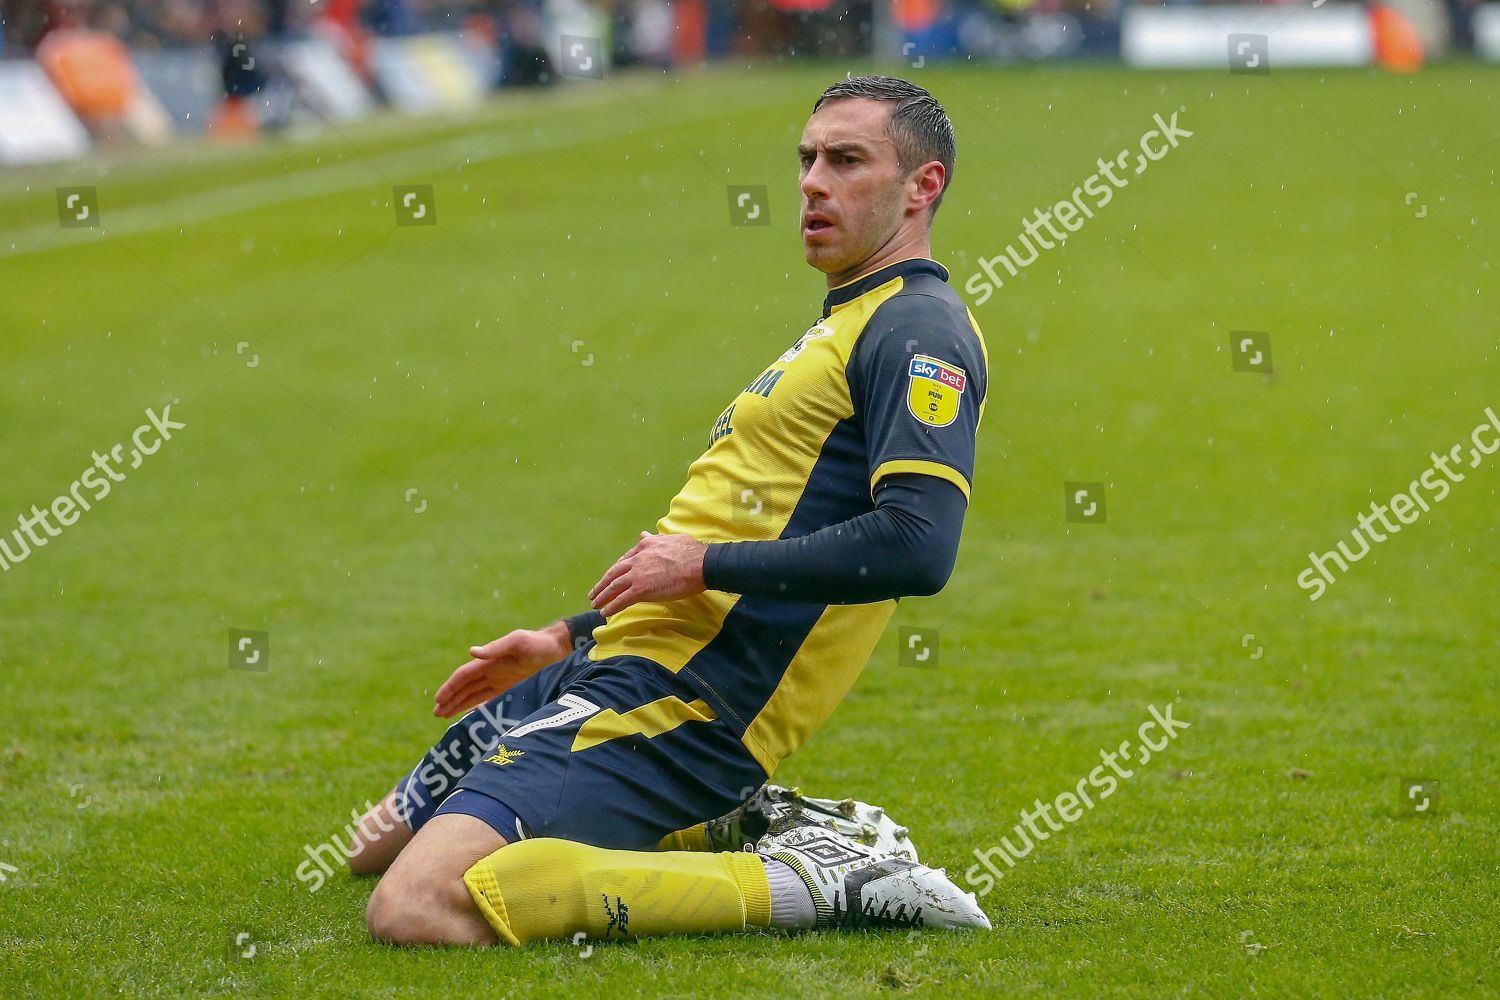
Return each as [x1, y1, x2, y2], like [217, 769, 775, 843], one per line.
[393, 643, 766, 851]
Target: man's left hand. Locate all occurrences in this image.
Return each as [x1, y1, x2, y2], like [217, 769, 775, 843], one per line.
[588, 531, 708, 617]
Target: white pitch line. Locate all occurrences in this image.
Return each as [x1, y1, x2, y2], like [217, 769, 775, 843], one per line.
[0, 94, 776, 260]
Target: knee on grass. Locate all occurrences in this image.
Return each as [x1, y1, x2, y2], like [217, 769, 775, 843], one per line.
[365, 873, 480, 946]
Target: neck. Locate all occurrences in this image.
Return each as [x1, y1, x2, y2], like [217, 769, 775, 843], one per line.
[827, 228, 932, 288]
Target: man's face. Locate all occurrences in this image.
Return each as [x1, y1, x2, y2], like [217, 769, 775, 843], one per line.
[798, 99, 912, 277]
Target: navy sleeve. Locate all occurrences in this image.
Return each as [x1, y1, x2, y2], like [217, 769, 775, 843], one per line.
[702, 474, 967, 603]
[849, 291, 987, 501]
[562, 610, 605, 648]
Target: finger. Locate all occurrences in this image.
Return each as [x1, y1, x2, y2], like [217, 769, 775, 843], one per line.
[434, 689, 468, 716]
[591, 573, 633, 612]
[588, 559, 630, 601]
[435, 685, 490, 717]
[435, 671, 488, 707]
[434, 659, 488, 704]
[435, 659, 482, 697]
[435, 673, 497, 713]
[619, 531, 657, 559]
[588, 560, 630, 599]
[435, 692, 482, 718]
[599, 584, 642, 618]
[469, 634, 520, 659]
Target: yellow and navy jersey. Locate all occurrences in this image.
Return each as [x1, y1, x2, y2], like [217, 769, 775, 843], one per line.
[589, 257, 988, 775]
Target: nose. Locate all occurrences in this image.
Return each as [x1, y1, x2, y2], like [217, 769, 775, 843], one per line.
[800, 155, 830, 206]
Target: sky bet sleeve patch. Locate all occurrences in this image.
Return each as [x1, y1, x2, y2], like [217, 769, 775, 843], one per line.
[906, 354, 967, 428]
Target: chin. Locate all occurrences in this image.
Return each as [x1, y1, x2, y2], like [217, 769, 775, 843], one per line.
[803, 244, 845, 275]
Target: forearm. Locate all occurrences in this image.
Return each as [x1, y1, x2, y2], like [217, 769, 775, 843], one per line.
[703, 475, 966, 604]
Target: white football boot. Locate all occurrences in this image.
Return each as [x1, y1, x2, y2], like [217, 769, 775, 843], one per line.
[759, 823, 990, 931]
[705, 783, 919, 861]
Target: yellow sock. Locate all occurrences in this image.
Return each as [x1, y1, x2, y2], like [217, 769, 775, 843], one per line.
[656, 823, 711, 852]
[463, 838, 771, 945]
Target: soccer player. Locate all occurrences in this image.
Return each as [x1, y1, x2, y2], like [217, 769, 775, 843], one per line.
[356, 75, 990, 946]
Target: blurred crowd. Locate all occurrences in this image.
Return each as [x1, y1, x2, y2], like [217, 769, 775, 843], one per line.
[0, 0, 1037, 62]
[0, 0, 563, 53]
[1, 0, 732, 62]
[0, 0, 1489, 67]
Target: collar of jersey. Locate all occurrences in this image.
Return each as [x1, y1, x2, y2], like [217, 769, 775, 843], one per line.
[822, 257, 949, 316]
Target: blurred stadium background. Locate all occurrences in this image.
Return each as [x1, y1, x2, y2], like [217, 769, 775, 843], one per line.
[0, 0, 1497, 148]
[2, 0, 1497, 994]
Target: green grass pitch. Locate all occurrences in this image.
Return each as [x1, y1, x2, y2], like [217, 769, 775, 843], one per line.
[0, 60, 1496, 996]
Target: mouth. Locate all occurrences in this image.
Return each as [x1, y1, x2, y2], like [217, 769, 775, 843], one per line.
[802, 213, 836, 239]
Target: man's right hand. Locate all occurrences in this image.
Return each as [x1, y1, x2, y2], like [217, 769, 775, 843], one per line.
[432, 624, 571, 718]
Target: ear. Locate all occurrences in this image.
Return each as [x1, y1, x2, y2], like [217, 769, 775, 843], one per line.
[907, 160, 945, 216]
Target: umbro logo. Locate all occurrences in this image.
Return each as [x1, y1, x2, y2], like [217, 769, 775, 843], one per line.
[483, 745, 526, 766]
[800, 836, 868, 867]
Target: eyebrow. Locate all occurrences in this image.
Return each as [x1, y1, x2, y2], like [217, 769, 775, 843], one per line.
[797, 140, 872, 158]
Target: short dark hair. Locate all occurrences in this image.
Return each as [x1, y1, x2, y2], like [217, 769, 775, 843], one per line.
[813, 75, 956, 217]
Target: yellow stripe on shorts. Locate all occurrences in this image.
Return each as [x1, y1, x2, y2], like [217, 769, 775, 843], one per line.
[571, 696, 718, 753]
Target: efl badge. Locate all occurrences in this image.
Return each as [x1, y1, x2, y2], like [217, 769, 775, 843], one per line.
[907, 355, 967, 427]
[779, 322, 834, 363]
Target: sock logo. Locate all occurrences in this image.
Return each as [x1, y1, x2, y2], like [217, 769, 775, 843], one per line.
[602, 894, 631, 937]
